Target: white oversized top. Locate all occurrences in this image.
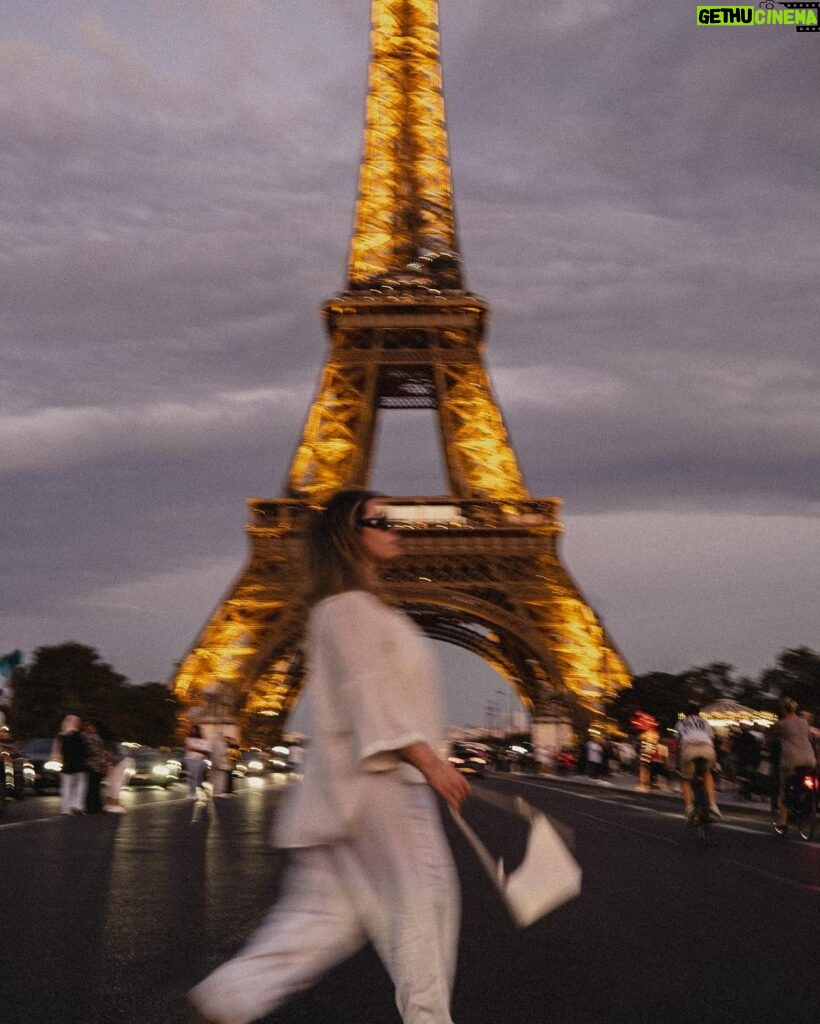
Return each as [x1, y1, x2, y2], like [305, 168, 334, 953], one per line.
[272, 590, 447, 848]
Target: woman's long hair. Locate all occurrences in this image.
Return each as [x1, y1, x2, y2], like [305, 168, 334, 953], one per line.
[305, 489, 382, 605]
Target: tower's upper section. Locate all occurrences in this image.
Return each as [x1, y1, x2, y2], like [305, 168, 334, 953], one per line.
[346, 0, 463, 293]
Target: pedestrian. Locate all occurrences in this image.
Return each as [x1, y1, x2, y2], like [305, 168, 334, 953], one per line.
[209, 732, 233, 796]
[715, 734, 733, 788]
[651, 737, 670, 790]
[226, 739, 241, 792]
[534, 744, 552, 775]
[96, 723, 134, 813]
[184, 723, 210, 800]
[53, 714, 89, 815]
[637, 729, 657, 792]
[600, 737, 614, 776]
[83, 720, 108, 813]
[732, 724, 762, 800]
[585, 735, 604, 779]
[288, 741, 304, 779]
[104, 742, 134, 813]
[189, 489, 471, 1024]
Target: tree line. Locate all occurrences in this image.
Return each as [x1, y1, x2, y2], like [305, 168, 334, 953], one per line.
[2, 641, 818, 746]
[4, 643, 177, 748]
[604, 647, 820, 734]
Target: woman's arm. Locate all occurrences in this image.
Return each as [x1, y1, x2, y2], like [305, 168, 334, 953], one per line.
[399, 741, 471, 812]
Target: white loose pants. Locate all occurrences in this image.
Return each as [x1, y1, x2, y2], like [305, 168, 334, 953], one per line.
[106, 756, 135, 802]
[189, 774, 460, 1024]
[60, 771, 88, 814]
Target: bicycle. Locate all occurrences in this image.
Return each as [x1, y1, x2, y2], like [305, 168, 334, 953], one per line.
[689, 756, 714, 846]
[772, 767, 817, 841]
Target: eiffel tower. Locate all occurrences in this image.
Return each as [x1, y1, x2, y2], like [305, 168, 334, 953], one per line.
[172, 0, 630, 740]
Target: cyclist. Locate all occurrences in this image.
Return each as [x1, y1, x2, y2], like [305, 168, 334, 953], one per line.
[773, 697, 817, 830]
[675, 701, 720, 822]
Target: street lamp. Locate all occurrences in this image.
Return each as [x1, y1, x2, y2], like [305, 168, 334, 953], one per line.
[496, 688, 512, 735]
[485, 700, 498, 735]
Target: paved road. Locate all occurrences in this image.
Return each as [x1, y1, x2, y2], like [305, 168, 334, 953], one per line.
[2, 775, 818, 1024]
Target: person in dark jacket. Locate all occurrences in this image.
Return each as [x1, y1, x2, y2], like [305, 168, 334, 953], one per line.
[54, 714, 89, 815]
[733, 725, 762, 799]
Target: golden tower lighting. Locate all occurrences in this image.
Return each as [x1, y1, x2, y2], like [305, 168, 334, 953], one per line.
[172, 0, 631, 735]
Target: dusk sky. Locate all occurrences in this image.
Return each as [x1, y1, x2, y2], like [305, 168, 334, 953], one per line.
[2, 1, 818, 727]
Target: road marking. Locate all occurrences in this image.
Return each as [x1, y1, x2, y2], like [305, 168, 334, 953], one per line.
[0, 782, 287, 831]
[717, 856, 820, 895]
[0, 814, 65, 830]
[488, 777, 820, 893]
[491, 776, 783, 840]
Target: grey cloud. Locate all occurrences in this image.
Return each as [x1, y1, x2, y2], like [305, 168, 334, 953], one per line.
[2, 2, 818, 687]
[0, 385, 310, 473]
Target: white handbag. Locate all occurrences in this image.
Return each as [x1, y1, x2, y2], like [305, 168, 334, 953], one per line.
[451, 786, 582, 928]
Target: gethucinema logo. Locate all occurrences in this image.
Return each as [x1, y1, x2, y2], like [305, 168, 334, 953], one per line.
[697, 3, 819, 29]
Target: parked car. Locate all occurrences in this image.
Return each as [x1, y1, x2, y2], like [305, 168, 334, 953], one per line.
[19, 737, 62, 793]
[233, 748, 269, 778]
[270, 745, 294, 774]
[162, 750, 184, 781]
[0, 745, 15, 808]
[0, 729, 35, 799]
[167, 748, 188, 780]
[505, 743, 538, 774]
[125, 746, 181, 789]
[448, 742, 490, 777]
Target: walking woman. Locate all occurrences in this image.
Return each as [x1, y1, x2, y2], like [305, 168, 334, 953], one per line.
[184, 723, 210, 799]
[104, 727, 135, 813]
[189, 490, 470, 1024]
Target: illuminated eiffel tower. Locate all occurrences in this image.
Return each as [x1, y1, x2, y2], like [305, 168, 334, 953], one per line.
[173, 0, 630, 740]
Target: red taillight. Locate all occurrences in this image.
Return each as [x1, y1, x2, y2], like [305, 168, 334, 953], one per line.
[801, 774, 818, 791]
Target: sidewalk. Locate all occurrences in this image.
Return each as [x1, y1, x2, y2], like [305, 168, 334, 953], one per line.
[502, 767, 773, 816]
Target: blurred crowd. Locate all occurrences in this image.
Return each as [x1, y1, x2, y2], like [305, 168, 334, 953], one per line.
[473, 708, 818, 803]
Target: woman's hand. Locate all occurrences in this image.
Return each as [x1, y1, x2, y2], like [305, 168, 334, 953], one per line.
[399, 742, 471, 812]
[424, 757, 472, 812]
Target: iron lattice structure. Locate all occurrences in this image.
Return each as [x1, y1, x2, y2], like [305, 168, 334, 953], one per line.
[172, 0, 630, 734]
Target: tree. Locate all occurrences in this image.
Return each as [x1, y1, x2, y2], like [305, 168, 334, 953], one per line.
[680, 662, 753, 705]
[605, 650, 820, 736]
[10, 643, 126, 738]
[115, 684, 178, 748]
[8, 643, 178, 746]
[732, 675, 779, 713]
[760, 647, 820, 717]
[605, 672, 689, 734]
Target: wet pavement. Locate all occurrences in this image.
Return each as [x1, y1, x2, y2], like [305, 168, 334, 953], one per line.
[1, 772, 817, 1024]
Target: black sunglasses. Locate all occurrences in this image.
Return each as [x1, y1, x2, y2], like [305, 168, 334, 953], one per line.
[357, 516, 394, 531]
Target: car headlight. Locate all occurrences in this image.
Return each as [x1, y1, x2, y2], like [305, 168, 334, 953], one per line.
[152, 765, 169, 776]
[248, 760, 264, 771]
[44, 760, 62, 772]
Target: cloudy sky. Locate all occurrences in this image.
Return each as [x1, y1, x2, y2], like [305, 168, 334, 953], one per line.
[2, 0, 818, 727]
